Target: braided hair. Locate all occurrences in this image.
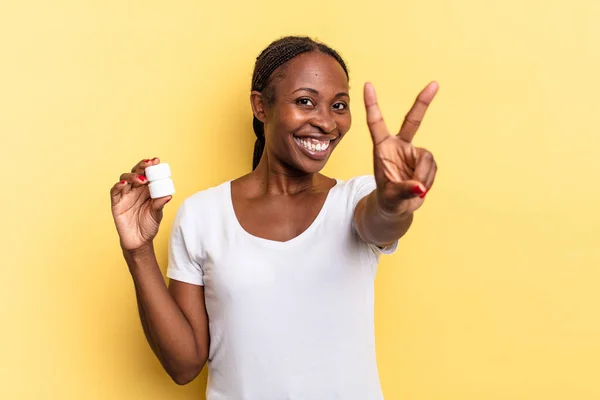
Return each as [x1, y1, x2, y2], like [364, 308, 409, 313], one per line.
[251, 36, 349, 170]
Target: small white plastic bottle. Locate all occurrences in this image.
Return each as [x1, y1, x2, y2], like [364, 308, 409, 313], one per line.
[145, 163, 175, 199]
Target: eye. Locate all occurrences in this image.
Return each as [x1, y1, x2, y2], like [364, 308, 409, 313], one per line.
[296, 98, 315, 107]
[332, 102, 348, 111]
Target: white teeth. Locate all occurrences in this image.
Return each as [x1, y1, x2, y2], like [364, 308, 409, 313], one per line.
[296, 137, 330, 152]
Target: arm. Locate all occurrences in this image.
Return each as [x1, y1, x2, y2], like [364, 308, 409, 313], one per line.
[125, 244, 209, 385]
[353, 191, 413, 248]
[110, 157, 208, 386]
[355, 81, 439, 248]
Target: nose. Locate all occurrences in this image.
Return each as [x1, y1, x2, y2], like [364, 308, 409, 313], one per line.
[309, 108, 337, 134]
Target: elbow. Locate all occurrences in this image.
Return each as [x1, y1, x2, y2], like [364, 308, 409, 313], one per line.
[168, 357, 207, 386]
[169, 367, 200, 386]
[170, 372, 196, 386]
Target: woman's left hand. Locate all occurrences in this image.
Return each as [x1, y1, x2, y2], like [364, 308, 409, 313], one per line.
[364, 81, 439, 216]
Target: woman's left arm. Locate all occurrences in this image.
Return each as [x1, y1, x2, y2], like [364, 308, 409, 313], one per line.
[354, 82, 439, 248]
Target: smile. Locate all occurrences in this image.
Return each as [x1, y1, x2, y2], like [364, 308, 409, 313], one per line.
[293, 137, 331, 153]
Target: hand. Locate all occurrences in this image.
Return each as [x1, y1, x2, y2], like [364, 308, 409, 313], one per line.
[364, 81, 439, 216]
[110, 157, 172, 252]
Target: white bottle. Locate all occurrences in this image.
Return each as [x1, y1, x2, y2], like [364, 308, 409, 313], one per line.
[145, 163, 175, 199]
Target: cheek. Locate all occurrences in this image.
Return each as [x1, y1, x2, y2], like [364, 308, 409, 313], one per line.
[278, 107, 309, 131]
[284, 108, 310, 131]
[337, 112, 352, 136]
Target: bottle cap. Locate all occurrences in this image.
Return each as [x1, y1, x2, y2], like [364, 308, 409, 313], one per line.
[145, 163, 171, 181]
[149, 179, 175, 199]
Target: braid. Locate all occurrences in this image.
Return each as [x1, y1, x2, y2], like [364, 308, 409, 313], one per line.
[250, 36, 349, 170]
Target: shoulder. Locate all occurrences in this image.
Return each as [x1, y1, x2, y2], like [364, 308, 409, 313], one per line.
[175, 180, 230, 221]
[335, 175, 377, 203]
[337, 175, 376, 191]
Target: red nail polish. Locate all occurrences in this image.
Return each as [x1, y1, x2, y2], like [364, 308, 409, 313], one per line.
[144, 159, 150, 163]
[419, 190, 428, 199]
[412, 185, 425, 195]
[138, 175, 146, 181]
[120, 180, 126, 184]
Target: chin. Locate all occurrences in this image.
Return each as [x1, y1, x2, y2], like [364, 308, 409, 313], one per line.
[289, 135, 338, 174]
[295, 158, 328, 174]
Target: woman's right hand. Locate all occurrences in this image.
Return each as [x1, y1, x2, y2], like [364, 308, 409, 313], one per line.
[110, 158, 173, 252]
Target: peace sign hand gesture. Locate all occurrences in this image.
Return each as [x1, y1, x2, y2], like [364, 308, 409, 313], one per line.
[364, 82, 439, 216]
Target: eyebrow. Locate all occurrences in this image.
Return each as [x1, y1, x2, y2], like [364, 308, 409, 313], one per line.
[292, 87, 349, 97]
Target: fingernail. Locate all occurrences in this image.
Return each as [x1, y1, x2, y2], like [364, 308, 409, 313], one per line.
[120, 180, 126, 184]
[138, 175, 146, 182]
[152, 157, 158, 161]
[419, 190, 428, 199]
[412, 185, 426, 195]
[144, 159, 150, 163]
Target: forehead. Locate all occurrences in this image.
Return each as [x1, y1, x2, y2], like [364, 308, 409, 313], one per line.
[276, 51, 349, 93]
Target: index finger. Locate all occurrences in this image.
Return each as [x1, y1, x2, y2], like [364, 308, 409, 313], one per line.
[397, 81, 439, 143]
[364, 82, 390, 145]
[131, 157, 160, 174]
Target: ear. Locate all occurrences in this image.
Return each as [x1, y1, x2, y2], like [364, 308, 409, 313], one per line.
[250, 90, 267, 123]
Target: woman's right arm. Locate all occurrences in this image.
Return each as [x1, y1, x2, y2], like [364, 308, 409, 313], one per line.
[111, 158, 209, 385]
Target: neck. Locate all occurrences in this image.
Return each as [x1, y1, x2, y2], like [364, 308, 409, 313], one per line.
[252, 153, 319, 196]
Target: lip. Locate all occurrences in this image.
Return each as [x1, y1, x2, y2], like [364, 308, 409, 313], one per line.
[293, 132, 337, 141]
[293, 136, 333, 161]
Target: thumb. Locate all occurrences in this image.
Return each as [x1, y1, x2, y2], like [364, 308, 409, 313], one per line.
[387, 180, 427, 200]
[151, 196, 172, 212]
[364, 82, 390, 145]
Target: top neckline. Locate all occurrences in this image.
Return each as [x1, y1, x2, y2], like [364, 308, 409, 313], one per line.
[223, 179, 341, 249]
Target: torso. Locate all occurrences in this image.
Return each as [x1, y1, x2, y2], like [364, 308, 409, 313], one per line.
[166, 175, 388, 400]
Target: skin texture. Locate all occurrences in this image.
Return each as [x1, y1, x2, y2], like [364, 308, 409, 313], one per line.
[237, 51, 351, 242]
[109, 50, 438, 385]
[111, 158, 208, 385]
[354, 81, 439, 247]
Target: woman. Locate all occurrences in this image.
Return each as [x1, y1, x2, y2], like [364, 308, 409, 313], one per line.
[110, 36, 438, 399]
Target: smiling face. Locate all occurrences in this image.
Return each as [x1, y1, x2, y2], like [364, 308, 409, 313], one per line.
[253, 51, 352, 174]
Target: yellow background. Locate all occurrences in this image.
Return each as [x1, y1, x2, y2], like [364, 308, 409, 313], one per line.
[2, 0, 599, 398]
